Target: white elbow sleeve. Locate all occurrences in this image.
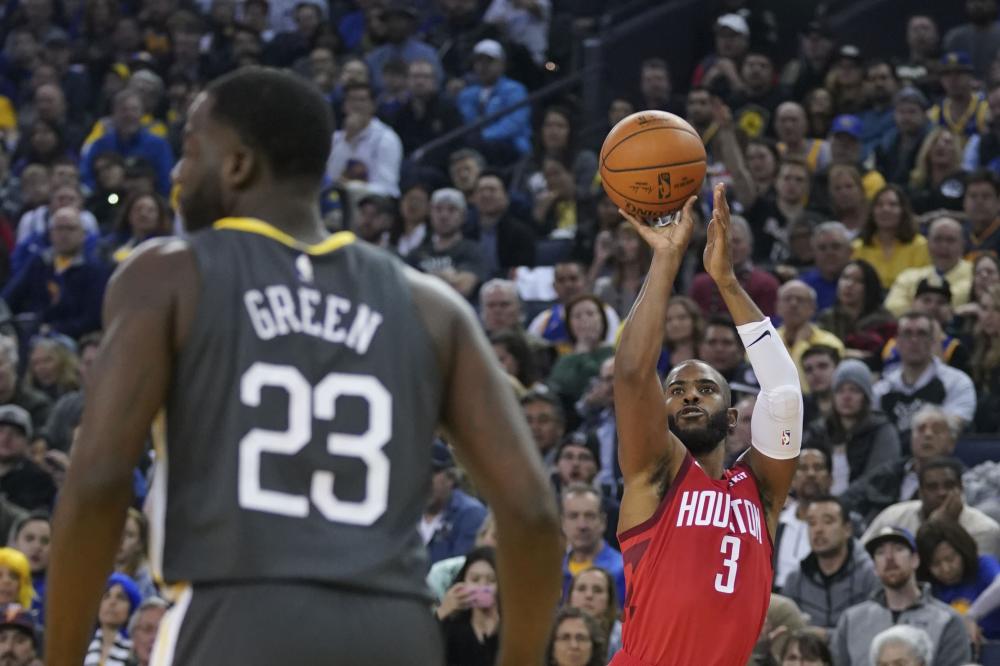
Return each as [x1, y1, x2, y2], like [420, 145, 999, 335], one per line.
[735, 318, 801, 392]
[737, 319, 803, 460]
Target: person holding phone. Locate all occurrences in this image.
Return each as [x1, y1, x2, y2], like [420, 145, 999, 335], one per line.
[437, 546, 500, 666]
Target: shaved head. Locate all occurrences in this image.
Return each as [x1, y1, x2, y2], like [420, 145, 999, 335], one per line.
[666, 360, 732, 406]
[664, 360, 735, 455]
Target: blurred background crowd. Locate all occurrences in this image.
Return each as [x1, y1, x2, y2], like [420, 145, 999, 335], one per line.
[0, 0, 997, 664]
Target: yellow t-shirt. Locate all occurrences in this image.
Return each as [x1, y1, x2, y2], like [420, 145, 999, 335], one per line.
[851, 234, 931, 288]
[567, 556, 594, 578]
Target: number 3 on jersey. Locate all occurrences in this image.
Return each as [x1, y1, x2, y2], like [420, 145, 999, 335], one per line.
[714, 535, 741, 594]
[238, 362, 392, 526]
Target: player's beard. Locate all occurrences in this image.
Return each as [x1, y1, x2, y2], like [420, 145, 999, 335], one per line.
[180, 169, 227, 232]
[668, 408, 730, 456]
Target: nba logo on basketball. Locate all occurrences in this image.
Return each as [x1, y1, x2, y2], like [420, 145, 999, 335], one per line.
[657, 172, 671, 199]
[780, 429, 791, 447]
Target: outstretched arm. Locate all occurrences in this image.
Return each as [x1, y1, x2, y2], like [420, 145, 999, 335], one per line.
[614, 199, 697, 489]
[704, 184, 801, 538]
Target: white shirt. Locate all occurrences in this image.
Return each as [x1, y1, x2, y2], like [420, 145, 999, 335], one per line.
[483, 0, 551, 65]
[419, 512, 444, 545]
[326, 117, 403, 197]
[775, 500, 811, 589]
[17, 205, 100, 242]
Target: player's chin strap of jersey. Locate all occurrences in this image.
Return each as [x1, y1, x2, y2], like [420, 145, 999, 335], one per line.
[736, 318, 803, 460]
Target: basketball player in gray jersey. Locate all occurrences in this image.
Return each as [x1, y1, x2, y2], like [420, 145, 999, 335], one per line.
[46, 67, 561, 665]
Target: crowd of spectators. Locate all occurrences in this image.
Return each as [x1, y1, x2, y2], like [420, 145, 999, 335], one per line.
[0, 0, 998, 664]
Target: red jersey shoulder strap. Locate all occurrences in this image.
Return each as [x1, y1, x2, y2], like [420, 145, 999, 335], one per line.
[618, 453, 694, 544]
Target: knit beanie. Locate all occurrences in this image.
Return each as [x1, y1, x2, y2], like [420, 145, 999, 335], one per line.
[832, 359, 874, 404]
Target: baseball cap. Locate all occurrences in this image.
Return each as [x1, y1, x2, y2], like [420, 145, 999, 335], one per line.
[865, 525, 916, 556]
[894, 86, 929, 110]
[837, 44, 861, 61]
[829, 114, 862, 140]
[0, 604, 36, 646]
[0, 405, 32, 439]
[940, 51, 973, 74]
[556, 432, 601, 469]
[915, 276, 952, 301]
[715, 13, 749, 36]
[472, 39, 505, 61]
[431, 439, 455, 471]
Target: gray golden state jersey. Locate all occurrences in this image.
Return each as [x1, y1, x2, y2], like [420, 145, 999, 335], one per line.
[148, 218, 442, 600]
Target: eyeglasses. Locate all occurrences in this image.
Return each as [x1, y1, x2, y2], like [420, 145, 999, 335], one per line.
[555, 633, 593, 644]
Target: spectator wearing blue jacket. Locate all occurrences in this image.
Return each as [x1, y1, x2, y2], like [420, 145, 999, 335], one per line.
[561, 483, 626, 610]
[456, 39, 531, 166]
[424, 440, 488, 564]
[1, 207, 108, 339]
[80, 89, 174, 196]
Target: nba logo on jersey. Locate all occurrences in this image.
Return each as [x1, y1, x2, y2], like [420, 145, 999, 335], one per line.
[780, 429, 791, 447]
[295, 254, 314, 283]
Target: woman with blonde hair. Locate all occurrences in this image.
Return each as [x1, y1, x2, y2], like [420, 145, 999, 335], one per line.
[25, 335, 80, 401]
[0, 547, 34, 609]
[908, 127, 966, 214]
[851, 185, 930, 287]
[114, 508, 157, 600]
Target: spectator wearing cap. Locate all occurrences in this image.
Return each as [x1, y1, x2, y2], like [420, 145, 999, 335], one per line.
[883, 274, 972, 376]
[780, 20, 837, 102]
[483, 0, 551, 67]
[2, 205, 109, 339]
[551, 432, 619, 548]
[352, 192, 396, 249]
[560, 484, 625, 609]
[80, 90, 174, 196]
[805, 359, 900, 495]
[863, 457, 1000, 559]
[886, 216, 972, 314]
[944, 0, 1000, 80]
[825, 45, 867, 116]
[831, 525, 971, 666]
[874, 311, 976, 441]
[386, 59, 463, 171]
[365, 1, 444, 95]
[875, 87, 932, 186]
[326, 82, 403, 198]
[816, 114, 887, 202]
[408, 188, 485, 300]
[691, 14, 750, 92]
[423, 441, 488, 565]
[963, 84, 1000, 173]
[456, 39, 532, 165]
[0, 405, 56, 512]
[857, 60, 901, 155]
[897, 15, 942, 97]
[929, 52, 989, 147]
[0, 603, 38, 666]
[780, 495, 878, 635]
[86, 572, 141, 666]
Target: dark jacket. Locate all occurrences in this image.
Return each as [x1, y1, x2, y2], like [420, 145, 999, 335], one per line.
[841, 458, 910, 526]
[426, 488, 487, 564]
[1, 251, 108, 338]
[782, 538, 880, 630]
[0, 457, 56, 511]
[804, 410, 901, 484]
[466, 211, 536, 274]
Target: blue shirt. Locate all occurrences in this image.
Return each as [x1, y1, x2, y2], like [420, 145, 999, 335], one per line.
[426, 488, 488, 564]
[456, 77, 531, 155]
[935, 555, 1000, 640]
[799, 268, 839, 314]
[81, 129, 175, 195]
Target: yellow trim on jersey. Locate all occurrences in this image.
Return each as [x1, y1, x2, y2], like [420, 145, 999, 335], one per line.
[150, 583, 192, 666]
[148, 410, 168, 590]
[212, 218, 356, 255]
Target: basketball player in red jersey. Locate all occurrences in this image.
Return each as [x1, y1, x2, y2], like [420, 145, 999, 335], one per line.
[610, 183, 803, 666]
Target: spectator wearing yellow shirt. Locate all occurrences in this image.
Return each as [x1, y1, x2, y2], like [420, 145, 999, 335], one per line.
[775, 279, 846, 392]
[852, 185, 931, 288]
[885, 217, 972, 317]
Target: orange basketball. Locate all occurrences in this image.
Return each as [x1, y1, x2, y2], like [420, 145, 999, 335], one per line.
[599, 110, 707, 219]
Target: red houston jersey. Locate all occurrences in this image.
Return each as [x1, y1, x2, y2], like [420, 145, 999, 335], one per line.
[610, 453, 774, 666]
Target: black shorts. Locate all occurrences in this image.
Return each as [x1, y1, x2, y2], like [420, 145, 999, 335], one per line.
[150, 581, 444, 665]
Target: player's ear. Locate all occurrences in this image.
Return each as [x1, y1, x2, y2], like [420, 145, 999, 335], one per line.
[726, 407, 738, 433]
[222, 143, 257, 190]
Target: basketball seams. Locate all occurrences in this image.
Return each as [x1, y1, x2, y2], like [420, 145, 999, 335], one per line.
[600, 157, 707, 174]
[600, 126, 705, 167]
